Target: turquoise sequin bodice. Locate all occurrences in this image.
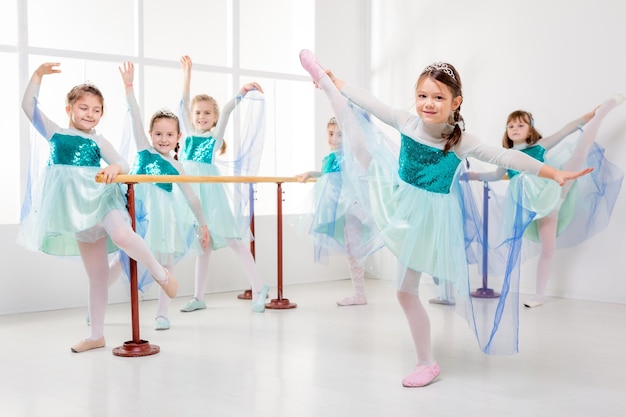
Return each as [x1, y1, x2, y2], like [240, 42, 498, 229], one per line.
[398, 134, 461, 194]
[507, 145, 545, 179]
[47, 133, 101, 167]
[180, 135, 216, 164]
[321, 151, 343, 175]
[130, 149, 179, 192]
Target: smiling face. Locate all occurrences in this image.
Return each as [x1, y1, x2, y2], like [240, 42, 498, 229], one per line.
[149, 116, 181, 155]
[66, 93, 103, 133]
[191, 98, 218, 132]
[415, 76, 462, 125]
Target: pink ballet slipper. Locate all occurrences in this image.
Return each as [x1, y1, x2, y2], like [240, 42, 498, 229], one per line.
[401, 363, 440, 387]
[299, 49, 326, 85]
[71, 337, 105, 353]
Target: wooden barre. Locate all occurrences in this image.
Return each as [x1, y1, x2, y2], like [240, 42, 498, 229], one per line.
[95, 174, 316, 184]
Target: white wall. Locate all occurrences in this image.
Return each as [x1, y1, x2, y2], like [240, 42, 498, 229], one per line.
[369, 0, 626, 303]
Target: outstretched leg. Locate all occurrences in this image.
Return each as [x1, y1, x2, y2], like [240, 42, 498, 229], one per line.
[560, 94, 624, 195]
[300, 50, 371, 168]
[102, 210, 177, 298]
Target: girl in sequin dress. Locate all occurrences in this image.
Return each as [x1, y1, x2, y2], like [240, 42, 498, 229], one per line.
[467, 103, 623, 308]
[116, 62, 210, 330]
[20, 62, 178, 353]
[297, 117, 382, 306]
[177, 55, 269, 313]
[299, 49, 592, 387]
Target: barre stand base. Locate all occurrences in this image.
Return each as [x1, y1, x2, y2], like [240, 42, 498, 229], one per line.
[266, 298, 297, 309]
[113, 340, 160, 357]
[471, 288, 500, 299]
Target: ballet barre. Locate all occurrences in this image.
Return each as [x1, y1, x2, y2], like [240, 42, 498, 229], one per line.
[95, 174, 315, 357]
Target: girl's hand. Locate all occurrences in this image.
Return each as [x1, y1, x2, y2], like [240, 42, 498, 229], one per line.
[97, 164, 123, 184]
[553, 167, 593, 186]
[118, 62, 134, 87]
[240, 82, 264, 95]
[35, 62, 61, 77]
[181, 55, 192, 75]
[581, 105, 600, 124]
[296, 172, 312, 182]
[198, 225, 210, 249]
[326, 70, 345, 90]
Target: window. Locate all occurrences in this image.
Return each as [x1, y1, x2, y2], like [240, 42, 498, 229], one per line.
[5, 0, 315, 224]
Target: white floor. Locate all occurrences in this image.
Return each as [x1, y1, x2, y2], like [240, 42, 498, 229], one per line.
[0, 279, 624, 417]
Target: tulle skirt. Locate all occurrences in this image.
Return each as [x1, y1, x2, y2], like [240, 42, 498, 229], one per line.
[18, 164, 128, 256]
[308, 171, 381, 261]
[181, 160, 248, 250]
[133, 183, 196, 265]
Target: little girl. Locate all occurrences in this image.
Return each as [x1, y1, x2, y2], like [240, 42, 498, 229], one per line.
[178, 55, 269, 313]
[299, 50, 591, 387]
[296, 115, 381, 306]
[20, 62, 178, 353]
[467, 102, 623, 307]
[117, 62, 210, 330]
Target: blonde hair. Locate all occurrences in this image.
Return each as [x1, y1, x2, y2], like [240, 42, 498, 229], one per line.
[66, 83, 105, 115]
[192, 94, 226, 155]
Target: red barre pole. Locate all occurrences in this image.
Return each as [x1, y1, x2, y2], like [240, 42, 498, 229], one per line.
[266, 182, 297, 309]
[112, 183, 160, 357]
[237, 183, 255, 300]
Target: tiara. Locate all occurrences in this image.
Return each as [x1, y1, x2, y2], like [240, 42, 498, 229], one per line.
[154, 108, 178, 118]
[423, 62, 455, 80]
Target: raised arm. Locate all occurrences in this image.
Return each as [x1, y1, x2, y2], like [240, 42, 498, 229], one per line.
[538, 107, 597, 150]
[337, 78, 413, 131]
[296, 170, 322, 182]
[458, 134, 591, 186]
[212, 82, 264, 144]
[175, 165, 210, 248]
[119, 62, 150, 151]
[21, 63, 62, 139]
[180, 55, 194, 133]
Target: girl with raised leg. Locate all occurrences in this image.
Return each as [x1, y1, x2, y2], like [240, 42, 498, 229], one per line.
[20, 63, 179, 352]
[299, 50, 591, 387]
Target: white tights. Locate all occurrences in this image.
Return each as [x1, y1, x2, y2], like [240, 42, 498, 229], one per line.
[318, 75, 371, 168]
[397, 267, 435, 366]
[193, 238, 262, 301]
[344, 214, 365, 297]
[78, 209, 166, 340]
[533, 96, 620, 299]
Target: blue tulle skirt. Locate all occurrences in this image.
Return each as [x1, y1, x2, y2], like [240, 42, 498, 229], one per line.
[18, 164, 128, 256]
[181, 160, 249, 250]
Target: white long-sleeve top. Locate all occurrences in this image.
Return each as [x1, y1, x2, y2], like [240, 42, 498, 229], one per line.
[340, 83, 545, 176]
